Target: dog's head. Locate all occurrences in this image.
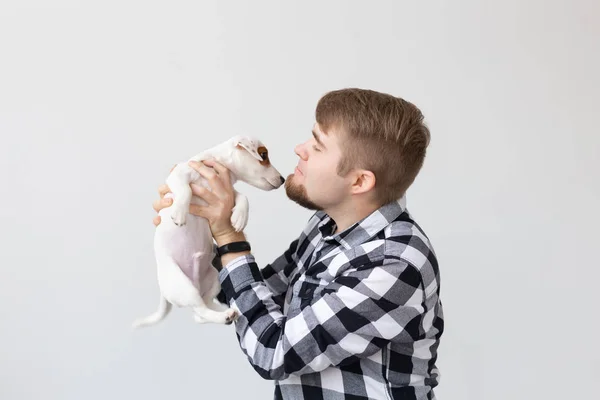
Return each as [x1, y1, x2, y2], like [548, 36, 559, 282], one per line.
[226, 135, 285, 191]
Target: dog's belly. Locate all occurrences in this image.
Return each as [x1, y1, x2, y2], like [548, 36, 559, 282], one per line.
[155, 209, 214, 284]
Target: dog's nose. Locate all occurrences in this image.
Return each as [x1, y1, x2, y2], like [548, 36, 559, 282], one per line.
[280, 176, 285, 184]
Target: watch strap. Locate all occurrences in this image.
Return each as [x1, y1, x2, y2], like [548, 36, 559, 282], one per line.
[216, 241, 251, 256]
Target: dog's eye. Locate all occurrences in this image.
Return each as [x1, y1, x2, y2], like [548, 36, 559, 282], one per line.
[260, 151, 267, 160]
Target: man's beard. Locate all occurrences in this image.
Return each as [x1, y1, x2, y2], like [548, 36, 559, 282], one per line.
[284, 173, 323, 211]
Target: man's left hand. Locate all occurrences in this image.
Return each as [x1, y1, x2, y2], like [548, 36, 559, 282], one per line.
[188, 159, 237, 241]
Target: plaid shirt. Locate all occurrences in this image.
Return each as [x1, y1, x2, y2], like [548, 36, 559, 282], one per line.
[217, 197, 444, 400]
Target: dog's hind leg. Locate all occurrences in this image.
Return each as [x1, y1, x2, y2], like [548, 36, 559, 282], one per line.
[132, 295, 172, 329]
[191, 251, 238, 324]
[192, 251, 228, 312]
[203, 278, 230, 313]
[193, 303, 237, 325]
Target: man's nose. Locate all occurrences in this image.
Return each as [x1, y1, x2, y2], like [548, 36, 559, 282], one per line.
[294, 143, 308, 160]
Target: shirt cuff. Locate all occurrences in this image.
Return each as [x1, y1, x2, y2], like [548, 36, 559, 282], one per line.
[218, 254, 264, 300]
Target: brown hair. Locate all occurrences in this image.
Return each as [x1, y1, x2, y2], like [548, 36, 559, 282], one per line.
[315, 88, 430, 205]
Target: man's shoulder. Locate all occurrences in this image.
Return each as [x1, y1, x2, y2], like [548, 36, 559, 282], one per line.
[376, 211, 440, 288]
[382, 210, 434, 245]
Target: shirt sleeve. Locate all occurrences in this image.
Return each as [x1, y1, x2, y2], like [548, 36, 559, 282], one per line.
[257, 238, 299, 308]
[218, 253, 428, 381]
[212, 239, 299, 307]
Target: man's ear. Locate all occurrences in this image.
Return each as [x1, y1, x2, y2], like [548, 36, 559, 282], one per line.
[235, 137, 263, 161]
[351, 169, 376, 195]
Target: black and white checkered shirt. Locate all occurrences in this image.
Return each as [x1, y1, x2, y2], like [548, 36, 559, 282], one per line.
[217, 197, 444, 400]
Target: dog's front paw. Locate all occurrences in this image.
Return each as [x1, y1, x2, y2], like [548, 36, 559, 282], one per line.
[170, 206, 187, 226]
[230, 205, 248, 232]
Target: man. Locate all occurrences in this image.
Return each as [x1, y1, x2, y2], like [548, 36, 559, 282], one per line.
[153, 88, 444, 400]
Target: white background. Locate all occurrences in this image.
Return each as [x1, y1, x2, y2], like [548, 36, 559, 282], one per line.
[1, 1, 599, 399]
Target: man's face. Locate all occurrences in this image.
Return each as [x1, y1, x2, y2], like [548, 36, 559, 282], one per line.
[285, 123, 351, 211]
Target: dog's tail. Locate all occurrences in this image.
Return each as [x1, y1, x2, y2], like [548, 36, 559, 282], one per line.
[132, 296, 172, 329]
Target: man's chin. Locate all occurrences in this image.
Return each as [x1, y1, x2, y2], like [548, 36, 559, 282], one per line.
[284, 175, 322, 211]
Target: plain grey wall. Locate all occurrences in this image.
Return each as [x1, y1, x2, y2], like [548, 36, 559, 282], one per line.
[1, 1, 599, 399]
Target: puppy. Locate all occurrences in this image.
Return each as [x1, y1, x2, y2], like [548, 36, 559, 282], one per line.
[132, 135, 285, 328]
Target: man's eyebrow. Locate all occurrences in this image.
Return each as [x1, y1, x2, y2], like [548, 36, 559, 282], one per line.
[312, 130, 326, 148]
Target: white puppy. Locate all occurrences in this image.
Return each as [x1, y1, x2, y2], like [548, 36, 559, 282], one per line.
[132, 135, 285, 329]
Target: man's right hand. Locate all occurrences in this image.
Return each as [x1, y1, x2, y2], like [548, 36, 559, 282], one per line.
[152, 184, 173, 226]
[152, 164, 178, 226]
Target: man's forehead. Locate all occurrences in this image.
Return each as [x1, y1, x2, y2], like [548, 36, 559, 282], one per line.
[313, 122, 331, 136]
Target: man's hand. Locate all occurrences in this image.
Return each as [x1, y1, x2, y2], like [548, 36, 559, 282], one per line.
[152, 164, 177, 226]
[152, 161, 250, 266]
[187, 159, 238, 242]
[152, 184, 173, 226]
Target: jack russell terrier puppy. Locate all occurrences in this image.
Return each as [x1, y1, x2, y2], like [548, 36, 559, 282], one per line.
[132, 135, 285, 329]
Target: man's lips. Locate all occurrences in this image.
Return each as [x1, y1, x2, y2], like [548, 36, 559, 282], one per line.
[295, 166, 303, 176]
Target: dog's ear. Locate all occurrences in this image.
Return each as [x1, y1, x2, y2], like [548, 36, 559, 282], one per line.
[235, 137, 263, 161]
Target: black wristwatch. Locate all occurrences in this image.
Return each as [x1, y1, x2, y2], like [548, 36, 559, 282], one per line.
[216, 241, 251, 257]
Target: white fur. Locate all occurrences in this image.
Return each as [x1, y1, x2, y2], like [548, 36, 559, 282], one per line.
[133, 135, 284, 329]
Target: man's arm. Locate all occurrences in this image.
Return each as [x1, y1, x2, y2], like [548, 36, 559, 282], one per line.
[255, 238, 299, 305]
[213, 232, 298, 307]
[217, 250, 431, 381]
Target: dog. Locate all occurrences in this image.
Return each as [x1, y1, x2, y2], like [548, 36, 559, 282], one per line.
[132, 135, 285, 329]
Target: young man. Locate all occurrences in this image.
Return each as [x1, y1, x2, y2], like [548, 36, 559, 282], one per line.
[153, 88, 444, 400]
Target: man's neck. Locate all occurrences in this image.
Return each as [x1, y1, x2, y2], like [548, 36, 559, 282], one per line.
[326, 199, 381, 235]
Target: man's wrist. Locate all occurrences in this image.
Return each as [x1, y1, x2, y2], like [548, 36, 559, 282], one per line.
[214, 231, 250, 268]
[214, 230, 246, 247]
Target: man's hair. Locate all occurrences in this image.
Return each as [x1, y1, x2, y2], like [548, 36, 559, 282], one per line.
[315, 88, 431, 206]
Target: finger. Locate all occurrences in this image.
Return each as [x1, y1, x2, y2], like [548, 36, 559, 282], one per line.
[153, 215, 161, 226]
[158, 184, 171, 198]
[190, 183, 219, 204]
[201, 158, 216, 168]
[205, 160, 231, 185]
[188, 161, 216, 180]
[189, 161, 226, 194]
[153, 197, 173, 212]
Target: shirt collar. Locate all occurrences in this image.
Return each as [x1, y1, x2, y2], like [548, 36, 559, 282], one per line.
[316, 195, 407, 250]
